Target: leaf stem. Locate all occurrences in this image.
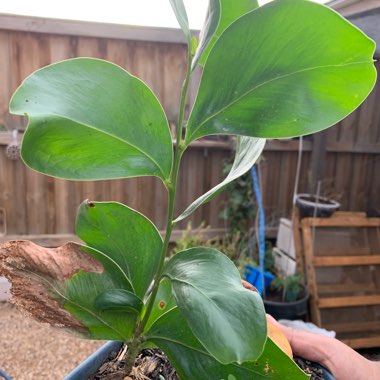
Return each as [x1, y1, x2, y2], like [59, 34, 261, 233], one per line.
[176, 48, 193, 145]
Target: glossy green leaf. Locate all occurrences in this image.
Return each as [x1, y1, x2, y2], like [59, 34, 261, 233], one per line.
[193, 0, 259, 68]
[62, 264, 137, 340]
[169, 0, 191, 45]
[163, 248, 266, 364]
[186, 0, 376, 144]
[191, 0, 220, 69]
[95, 289, 143, 313]
[143, 277, 177, 333]
[76, 201, 162, 299]
[146, 307, 308, 379]
[175, 136, 265, 222]
[10, 58, 173, 181]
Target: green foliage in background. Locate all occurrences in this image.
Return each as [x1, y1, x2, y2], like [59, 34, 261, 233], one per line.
[271, 273, 304, 303]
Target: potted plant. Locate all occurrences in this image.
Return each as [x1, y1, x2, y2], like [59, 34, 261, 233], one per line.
[295, 193, 340, 218]
[264, 273, 310, 321]
[0, 0, 376, 378]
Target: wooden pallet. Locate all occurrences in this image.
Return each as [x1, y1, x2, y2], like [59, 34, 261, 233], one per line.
[300, 212, 380, 349]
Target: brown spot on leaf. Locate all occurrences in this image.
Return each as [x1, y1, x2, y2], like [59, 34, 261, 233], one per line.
[241, 279, 258, 292]
[159, 301, 166, 309]
[0, 240, 103, 336]
[86, 199, 96, 208]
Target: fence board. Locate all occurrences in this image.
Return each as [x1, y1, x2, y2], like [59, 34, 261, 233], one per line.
[0, 32, 12, 128]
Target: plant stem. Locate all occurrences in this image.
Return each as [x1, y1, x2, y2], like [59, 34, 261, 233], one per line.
[123, 135, 186, 374]
[131, 46, 193, 341]
[176, 48, 192, 145]
[124, 337, 143, 375]
[137, 143, 184, 333]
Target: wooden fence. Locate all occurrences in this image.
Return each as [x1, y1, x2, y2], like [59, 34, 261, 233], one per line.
[0, 15, 379, 241]
[0, 137, 231, 236]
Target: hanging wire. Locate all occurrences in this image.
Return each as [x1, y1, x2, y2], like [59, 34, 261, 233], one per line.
[251, 164, 265, 296]
[291, 136, 305, 283]
[311, 180, 322, 257]
[292, 136, 303, 205]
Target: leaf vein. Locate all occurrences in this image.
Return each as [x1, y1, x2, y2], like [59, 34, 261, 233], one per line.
[187, 60, 372, 142]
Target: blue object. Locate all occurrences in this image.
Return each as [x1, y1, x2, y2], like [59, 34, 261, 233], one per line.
[251, 165, 266, 295]
[64, 341, 123, 380]
[0, 369, 12, 380]
[244, 264, 274, 294]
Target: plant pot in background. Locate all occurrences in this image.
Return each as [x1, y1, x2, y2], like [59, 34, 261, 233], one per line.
[264, 288, 310, 320]
[295, 193, 340, 218]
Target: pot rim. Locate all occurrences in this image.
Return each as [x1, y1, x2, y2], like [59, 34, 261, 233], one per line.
[263, 289, 310, 306]
[295, 193, 340, 209]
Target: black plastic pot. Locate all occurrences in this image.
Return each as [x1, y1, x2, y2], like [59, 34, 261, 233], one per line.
[264, 289, 309, 320]
[64, 341, 122, 380]
[295, 193, 340, 218]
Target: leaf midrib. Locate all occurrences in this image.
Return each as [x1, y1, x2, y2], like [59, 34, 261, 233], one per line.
[187, 60, 372, 142]
[83, 245, 134, 293]
[25, 112, 169, 179]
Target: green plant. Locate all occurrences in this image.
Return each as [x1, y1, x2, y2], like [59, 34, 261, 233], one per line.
[219, 155, 257, 263]
[271, 273, 304, 303]
[0, 0, 376, 378]
[171, 222, 214, 255]
[219, 156, 256, 234]
[173, 222, 257, 275]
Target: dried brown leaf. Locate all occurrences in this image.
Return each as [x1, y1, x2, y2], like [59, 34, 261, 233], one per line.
[0, 240, 103, 335]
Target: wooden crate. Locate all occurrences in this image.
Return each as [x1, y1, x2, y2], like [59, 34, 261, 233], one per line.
[300, 212, 380, 348]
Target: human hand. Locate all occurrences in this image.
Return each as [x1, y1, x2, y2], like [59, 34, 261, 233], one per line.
[242, 280, 380, 379]
[267, 315, 380, 380]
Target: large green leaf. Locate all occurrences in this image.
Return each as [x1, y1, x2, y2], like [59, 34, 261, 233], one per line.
[186, 0, 376, 144]
[169, 0, 191, 45]
[175, 136, 265, 223]
[193, 0, 259, 68]
[145, 307, 308, 379]
[10, 58, 173, 181]
[163, 248, 266, 364]
[76, 201, 162, 299]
